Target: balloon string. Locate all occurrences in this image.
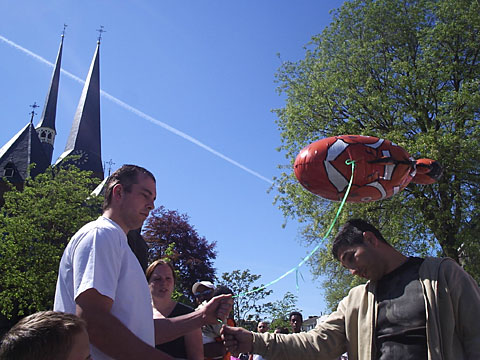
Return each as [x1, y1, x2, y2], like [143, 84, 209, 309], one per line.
[233, 160, 356, 298]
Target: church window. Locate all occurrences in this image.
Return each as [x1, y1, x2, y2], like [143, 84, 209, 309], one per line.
[47, 133, 52, 139]
[41, 131, 47, 138]
[4, 163, 15, 178]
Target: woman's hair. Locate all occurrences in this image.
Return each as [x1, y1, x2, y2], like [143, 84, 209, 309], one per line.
[145, 259, 176, 285]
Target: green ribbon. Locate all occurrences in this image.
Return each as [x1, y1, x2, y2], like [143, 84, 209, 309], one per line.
[234, 159, 356, 298]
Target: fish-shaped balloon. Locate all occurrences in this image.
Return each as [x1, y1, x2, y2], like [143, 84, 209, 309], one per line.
[294, 135, 442, 202]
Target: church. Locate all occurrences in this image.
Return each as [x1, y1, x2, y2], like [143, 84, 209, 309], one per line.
[0, 31, 104, 205]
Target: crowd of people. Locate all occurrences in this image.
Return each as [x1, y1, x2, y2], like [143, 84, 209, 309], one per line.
[0, 164, 479, 359]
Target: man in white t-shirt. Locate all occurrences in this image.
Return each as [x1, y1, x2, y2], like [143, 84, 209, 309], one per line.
[54, 165, 232, 360]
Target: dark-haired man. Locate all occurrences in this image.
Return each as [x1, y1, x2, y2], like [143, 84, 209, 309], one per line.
[289, 312, 303, 333]
[222, 219, 480, 359]
[55, 165, 232, 360]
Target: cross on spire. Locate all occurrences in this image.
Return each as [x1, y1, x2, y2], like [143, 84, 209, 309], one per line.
[29, 102, 40, 123]
[96, 25, 106, 43]
[62, 24, 68, 38]
[104, 159, 115, 176]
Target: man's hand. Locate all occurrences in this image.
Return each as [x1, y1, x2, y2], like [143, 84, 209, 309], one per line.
[220, 325, 253, 356]
[202, 294, 233, 324]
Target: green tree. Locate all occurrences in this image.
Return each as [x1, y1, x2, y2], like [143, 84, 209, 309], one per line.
[218, 269, 272, 329]
[0, 166, 102, 319]
[264, 291, 300, 331]
[159, 242, 193, 306]
[273, 0, 480, 309]
[143, 206, 217, 304]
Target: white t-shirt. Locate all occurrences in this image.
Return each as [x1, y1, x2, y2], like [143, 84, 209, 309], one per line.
[54, 216, 154, 360]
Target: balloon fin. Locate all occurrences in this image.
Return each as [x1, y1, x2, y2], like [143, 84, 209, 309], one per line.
[412, 159, 443, 184]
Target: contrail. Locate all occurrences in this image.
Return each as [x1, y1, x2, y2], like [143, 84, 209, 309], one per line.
[0, 34, 274, 185]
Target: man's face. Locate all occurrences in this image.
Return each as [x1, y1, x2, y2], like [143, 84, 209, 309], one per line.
[290, 314, 302, 333]
[118, 173, 156, 231]
[66, 329, 91, 360]
[194, 285, 214, 305]
[257, 322, 269, 333]
[337, 233, 385, 281]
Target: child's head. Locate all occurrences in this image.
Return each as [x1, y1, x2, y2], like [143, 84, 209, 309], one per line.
[0, 311, 91, 360]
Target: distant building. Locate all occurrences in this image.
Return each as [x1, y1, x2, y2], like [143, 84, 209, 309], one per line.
[301, 315, 326, 332]
[0, 32, 104, 206]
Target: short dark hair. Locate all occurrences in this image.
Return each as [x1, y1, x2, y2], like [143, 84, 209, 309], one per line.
[289, 311, 303, 322]
[213, 285, 234, 296]
[0, 311, 87, 360]
[103, 164, 155, 211]
[332, 219, 387, 260]
[146, 259, 176, 285]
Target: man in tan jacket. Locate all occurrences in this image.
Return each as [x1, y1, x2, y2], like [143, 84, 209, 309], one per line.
[222, 219, 480, 360]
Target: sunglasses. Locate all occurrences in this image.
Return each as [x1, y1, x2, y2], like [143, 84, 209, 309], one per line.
[194, 289, 213, 298]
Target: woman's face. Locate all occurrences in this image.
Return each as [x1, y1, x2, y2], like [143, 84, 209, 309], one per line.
[149, 263, 175, 299]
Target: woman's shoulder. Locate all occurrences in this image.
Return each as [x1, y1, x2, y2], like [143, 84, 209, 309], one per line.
[170, 302, 195, 317]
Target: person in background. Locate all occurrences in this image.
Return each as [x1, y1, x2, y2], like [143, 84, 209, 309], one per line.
[200, 285, 234, 360]
[249, 321, 270, 360]
[289, 312, 303, 334]
[147, 259, 203, 360]
[273, 327, 289, 335]
[256, 321, 269, 334]
[192, 281, 215, 306]
[0, 311, 91, 360]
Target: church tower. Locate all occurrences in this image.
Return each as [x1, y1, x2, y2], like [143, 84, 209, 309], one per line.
[35, 32, 64, 163]
[0, 31, 66, 196]
[55, 31, 104, 179]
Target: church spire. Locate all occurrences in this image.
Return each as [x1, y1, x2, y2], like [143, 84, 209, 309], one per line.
[55, 29, 103, 179]
[36, 28, 65, 163]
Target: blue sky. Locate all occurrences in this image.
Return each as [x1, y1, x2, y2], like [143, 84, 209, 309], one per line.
[0, 0, 345, 318]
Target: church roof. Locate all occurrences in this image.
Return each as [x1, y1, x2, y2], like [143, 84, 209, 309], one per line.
[0, 122, 50, 182]
[55, 40, 103, 178]
[36, 34, 63, 133]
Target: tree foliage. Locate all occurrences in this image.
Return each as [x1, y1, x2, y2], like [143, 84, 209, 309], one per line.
[143, 206, 217, 304]
[263, 291, 300, 331]
[218, 269, 273, 329]
[0, 166, 102, 319]
[157, 242, 191, 305]
[273, 0, 480, 309]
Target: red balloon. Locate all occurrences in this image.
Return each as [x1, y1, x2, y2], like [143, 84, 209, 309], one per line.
[293, 135, 441, 202]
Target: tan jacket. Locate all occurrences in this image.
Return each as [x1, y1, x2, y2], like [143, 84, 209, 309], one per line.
[252, 257, 480, 359]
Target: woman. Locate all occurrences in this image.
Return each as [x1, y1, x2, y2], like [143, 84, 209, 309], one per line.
[146, 259, 203, 360]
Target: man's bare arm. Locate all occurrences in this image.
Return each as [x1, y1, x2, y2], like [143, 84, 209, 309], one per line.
[76, 288, 172, 360]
